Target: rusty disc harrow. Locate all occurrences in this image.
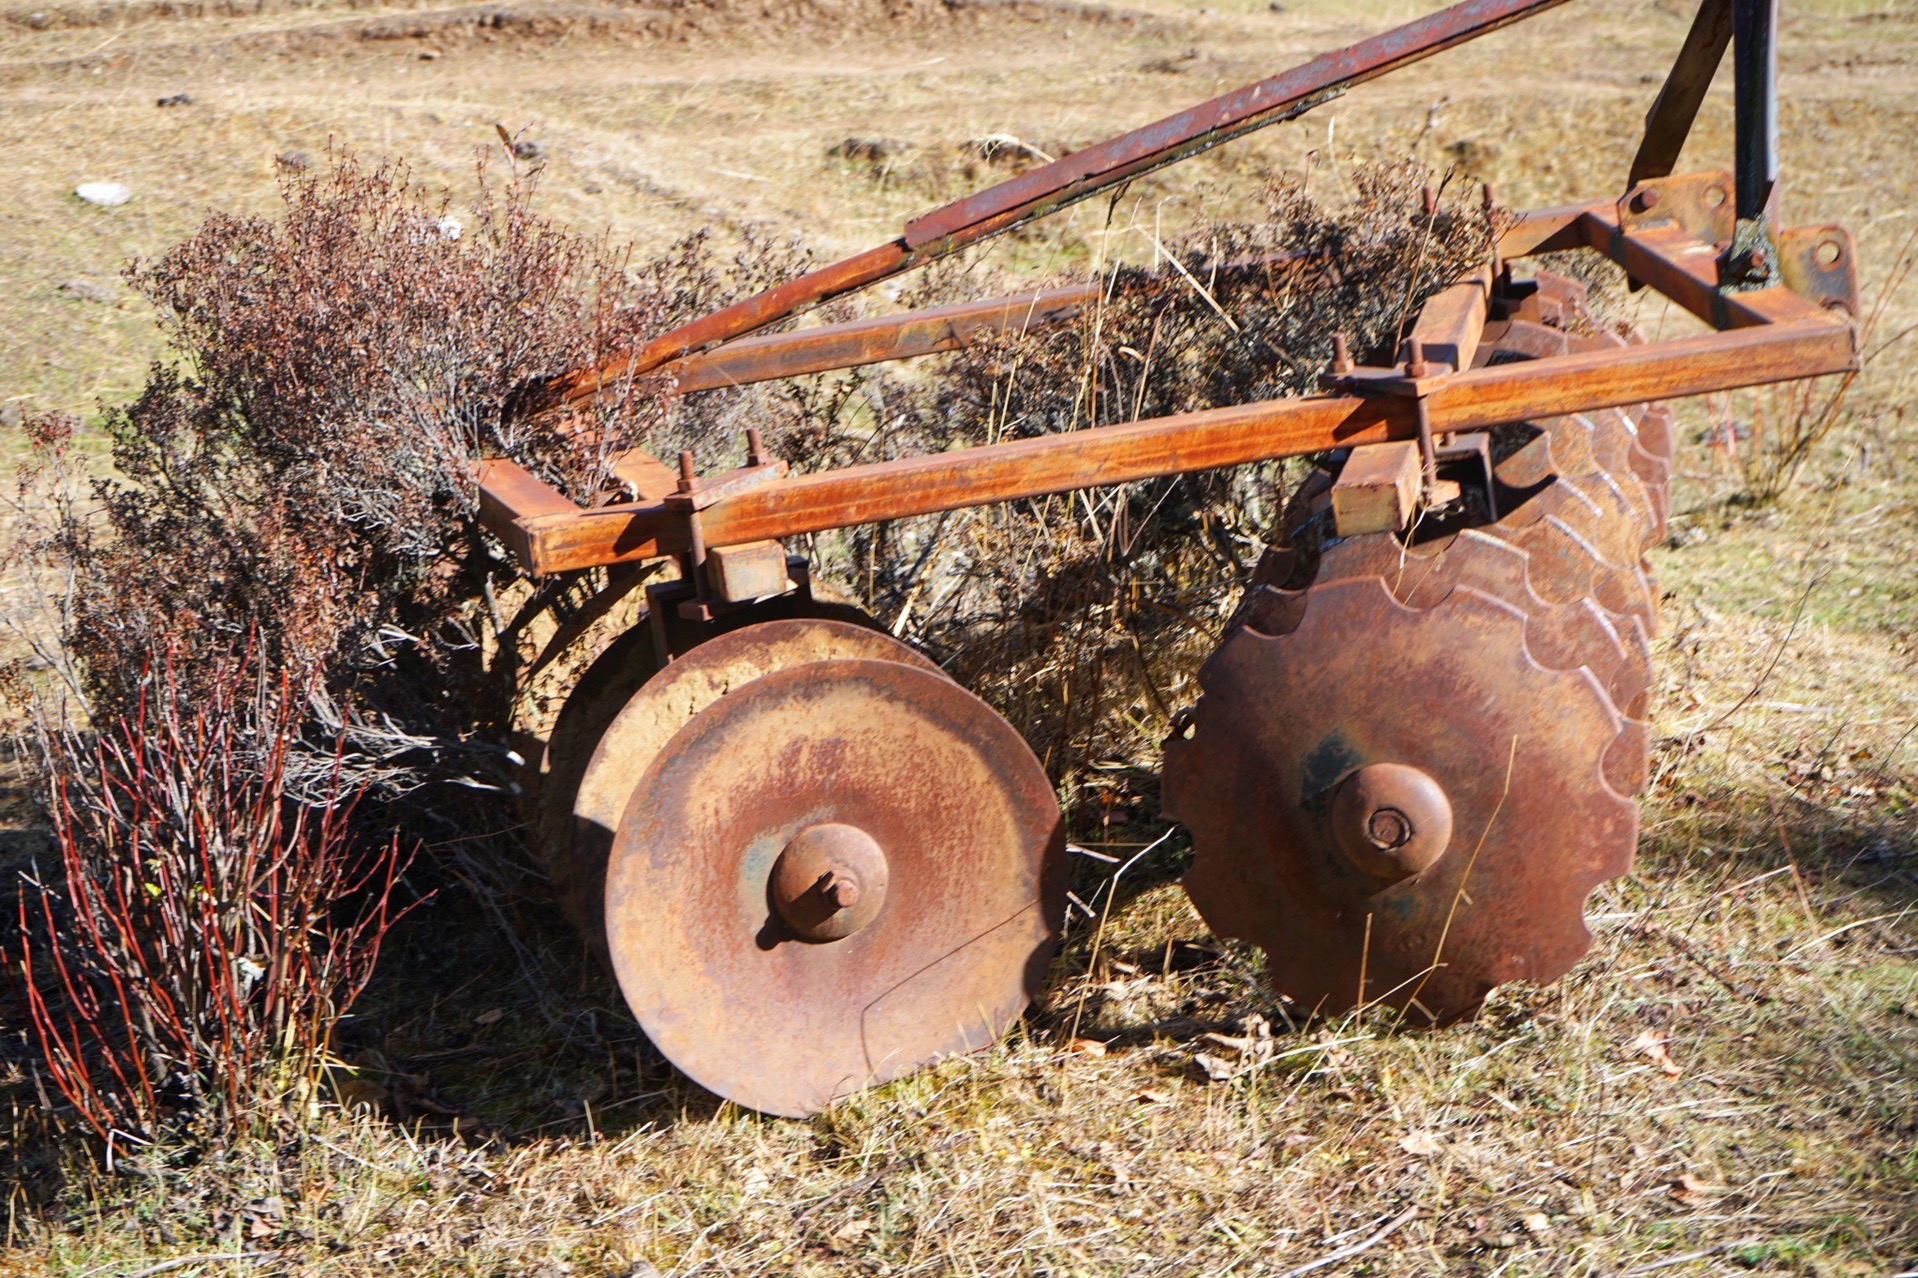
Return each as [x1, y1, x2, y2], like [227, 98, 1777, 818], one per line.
[1166, 578, 1638, 1023]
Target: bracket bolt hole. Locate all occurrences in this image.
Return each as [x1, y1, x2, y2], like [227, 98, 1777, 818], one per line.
[1816, 240, 1842, 266]
[1704, 186, 1727, 208]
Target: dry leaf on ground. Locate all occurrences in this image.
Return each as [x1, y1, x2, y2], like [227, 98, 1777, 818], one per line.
[1670, 1173, 1728, 1202]
[830, 1218, 873, 1247]
[1193, 1052, 1239, 1082]
[1628, 1028, 1685, 1076]
[335, 1078, 391, 1113]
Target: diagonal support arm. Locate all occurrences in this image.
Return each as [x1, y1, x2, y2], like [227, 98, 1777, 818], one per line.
[1627, 0, 1733, 189]
[1732, 0, 1779, 225]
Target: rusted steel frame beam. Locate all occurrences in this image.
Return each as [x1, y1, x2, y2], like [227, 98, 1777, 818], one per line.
[477, 458, 578, 565]
[901, 0, 1571, 249]
[484, 209, 1842, 562]
[666, 252, 1316, 394]
[1574, 207, 1828, 329]
[594, 200, 1754, 408]
[1407, 265, 1492, 373]
[1495, 200, 1604, 257]
[507, 318, 1853, 574]
[536, 242, 907, 410]
[1424, 314, 1848, 425]
[610, 448, 682, 500]
[1628, 0, 1733, 189]
[536, 0, 1574, 410]
[666, 281, 1100, 395]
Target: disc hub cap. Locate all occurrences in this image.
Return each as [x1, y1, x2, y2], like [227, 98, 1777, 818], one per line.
[771, 822, 889, 941]
[1330, 762, 1453, 880]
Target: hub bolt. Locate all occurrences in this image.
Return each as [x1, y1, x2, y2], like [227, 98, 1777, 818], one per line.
[771, 823, 889, 942]
[1365, 807, 1413, 850]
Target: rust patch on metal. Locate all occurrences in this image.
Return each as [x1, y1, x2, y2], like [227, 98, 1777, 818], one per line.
[562, 617, 945, 968]
[1310, 529, 1647, 716]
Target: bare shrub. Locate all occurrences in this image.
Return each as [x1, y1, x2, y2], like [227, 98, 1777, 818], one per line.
[65, 149, 794, 791]
[9, 648, 409, 1142]
[0, 149, 828, 1142]
[67, 150, 659, 775]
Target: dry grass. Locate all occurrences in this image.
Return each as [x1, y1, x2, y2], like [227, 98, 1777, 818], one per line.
[2, 0, 1916, 1274]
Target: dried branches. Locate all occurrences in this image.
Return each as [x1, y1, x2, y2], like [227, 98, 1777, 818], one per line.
[1, 149, 806, 1144]
[76, 152, 663, 749]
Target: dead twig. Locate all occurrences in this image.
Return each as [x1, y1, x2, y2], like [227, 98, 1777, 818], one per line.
[1275, 1206, 1416, 1277]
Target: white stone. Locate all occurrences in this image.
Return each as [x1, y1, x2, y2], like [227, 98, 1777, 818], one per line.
[75, 182, 131, 208]
[436, 215, 462, 241]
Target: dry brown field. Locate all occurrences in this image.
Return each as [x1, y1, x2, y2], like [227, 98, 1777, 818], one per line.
[1, 0, 1915, 1274]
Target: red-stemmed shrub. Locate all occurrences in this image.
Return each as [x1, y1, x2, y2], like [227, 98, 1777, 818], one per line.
[11, 648, 409, 1142]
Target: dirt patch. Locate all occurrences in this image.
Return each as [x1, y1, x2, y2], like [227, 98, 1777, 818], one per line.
[9, 0, 1160, 66]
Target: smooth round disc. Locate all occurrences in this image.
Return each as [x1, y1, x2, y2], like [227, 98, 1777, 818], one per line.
[1164, 578, 1637, 1024]
[562, 618, 943, 965]
[605, 657, 1065, 1116]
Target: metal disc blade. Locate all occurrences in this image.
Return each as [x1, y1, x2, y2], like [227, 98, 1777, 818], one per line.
[536, 622, 661, 949]
[1165, 578, 1637, 1025]
[1315, 529, 1644, 705]
[605, 658, 1065, 1116]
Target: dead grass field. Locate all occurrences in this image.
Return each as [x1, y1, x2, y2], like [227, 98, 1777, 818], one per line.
[1, 0, 1916, 1274]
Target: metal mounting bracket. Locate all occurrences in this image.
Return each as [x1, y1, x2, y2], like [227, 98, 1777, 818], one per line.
[1617, 169, 1735, 246]
[1776, 225, 1861, 317]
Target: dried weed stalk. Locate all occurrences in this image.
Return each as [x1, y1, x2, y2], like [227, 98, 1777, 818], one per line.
[1715, 226, 1916, 504]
